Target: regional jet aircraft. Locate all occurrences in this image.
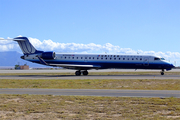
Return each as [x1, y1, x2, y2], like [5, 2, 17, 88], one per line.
[0, 37, 175, 75]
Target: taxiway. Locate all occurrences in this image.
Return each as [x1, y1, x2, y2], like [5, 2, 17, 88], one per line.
[0, 89, 180, 98]
[0, 74, 180, 79]
[0, 69, 180, 79]
[0, 69, 180, 98]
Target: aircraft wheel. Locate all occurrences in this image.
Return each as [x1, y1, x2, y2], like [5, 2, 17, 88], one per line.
[161, 72, 164, 75]
[75, 71, 81, 76]
[83, 71, 88, 76]
[161, 69, 164, 75]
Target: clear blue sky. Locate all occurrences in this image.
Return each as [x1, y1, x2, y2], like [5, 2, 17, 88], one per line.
[0, 0, 180, 52]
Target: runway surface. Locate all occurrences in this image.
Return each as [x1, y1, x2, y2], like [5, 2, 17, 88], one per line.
[0, 69, 180, 98]
[0, 89, 180, 98]
[1, 74, 180, 79]
[0, 69, 180, 79]
[1, 69, 180, 73]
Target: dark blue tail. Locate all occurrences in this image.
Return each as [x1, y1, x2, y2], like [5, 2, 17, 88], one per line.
[14, 37, 43, 55]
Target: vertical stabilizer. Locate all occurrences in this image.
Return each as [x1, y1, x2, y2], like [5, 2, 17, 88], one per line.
[14, 37, 40, 55]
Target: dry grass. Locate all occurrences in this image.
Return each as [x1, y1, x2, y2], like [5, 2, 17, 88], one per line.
[0, 71, 180, 119]
[0, 94, 179, 120]
[0, 79, 180, 90]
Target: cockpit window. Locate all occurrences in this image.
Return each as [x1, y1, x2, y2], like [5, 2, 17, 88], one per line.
[154, 57, 160, 60]
[154, 57, 165, 61]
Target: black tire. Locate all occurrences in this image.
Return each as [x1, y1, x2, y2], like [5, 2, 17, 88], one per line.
[83, 71, 88, 76]
[75, 71, 81, 76]
[161, 72, 164, 75]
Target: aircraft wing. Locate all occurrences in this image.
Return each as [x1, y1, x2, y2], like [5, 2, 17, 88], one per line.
[37, 56, 101, 70]
[49, 64, 101, 70]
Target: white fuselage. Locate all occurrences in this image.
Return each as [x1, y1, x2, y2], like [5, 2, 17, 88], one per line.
[24, 53, 174, 70]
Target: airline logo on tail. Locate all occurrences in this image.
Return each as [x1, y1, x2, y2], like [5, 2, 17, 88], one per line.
[14, 37, 37, 55]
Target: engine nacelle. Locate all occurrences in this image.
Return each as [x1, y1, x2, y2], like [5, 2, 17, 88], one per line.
[41, 52, 56, 59]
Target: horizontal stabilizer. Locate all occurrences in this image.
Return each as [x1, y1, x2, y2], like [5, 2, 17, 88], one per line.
[0, 38, 26, 41]
[0, 37, 38, 55]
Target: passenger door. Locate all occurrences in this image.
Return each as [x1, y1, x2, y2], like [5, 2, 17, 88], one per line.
[143, 57, 149, 66]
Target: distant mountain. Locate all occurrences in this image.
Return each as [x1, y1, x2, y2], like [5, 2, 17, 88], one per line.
[0, 51, 47, 68]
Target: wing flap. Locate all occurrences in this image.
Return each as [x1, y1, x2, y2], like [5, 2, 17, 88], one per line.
[49, 64, 101, 69]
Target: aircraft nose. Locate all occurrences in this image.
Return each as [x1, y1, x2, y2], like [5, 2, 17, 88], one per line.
[168, 63, 175, 69]
[168, 63, 175, 68]
[171, 64, 175, 68]
[165, 63, 175, 71]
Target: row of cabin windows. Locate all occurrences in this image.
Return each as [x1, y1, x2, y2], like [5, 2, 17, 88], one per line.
[61, 56, 143, 61]
[100, 55, 144, 58]
[100, 55, 138, 57]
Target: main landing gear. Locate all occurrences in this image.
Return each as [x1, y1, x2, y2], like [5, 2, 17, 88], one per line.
[75, 70, 88, 76]
[161, 69, 164, 75]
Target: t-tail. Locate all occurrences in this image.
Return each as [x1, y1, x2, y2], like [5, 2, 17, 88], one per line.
[13, 37, 55, 64]
[13, 37, 43, 55]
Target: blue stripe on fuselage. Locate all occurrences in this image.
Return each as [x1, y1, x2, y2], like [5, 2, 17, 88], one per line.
[27, 59, 173, 70]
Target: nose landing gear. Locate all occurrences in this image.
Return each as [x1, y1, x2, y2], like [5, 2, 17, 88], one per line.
[161, 69, 164, 75]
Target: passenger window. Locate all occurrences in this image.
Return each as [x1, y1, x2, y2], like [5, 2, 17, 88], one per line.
[119, 58, 121, 60]
[140, 58, 142, 60]
[114, 58, 116, 60]
[123, 58, 125, 60]
[77, 57, 78, 59]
